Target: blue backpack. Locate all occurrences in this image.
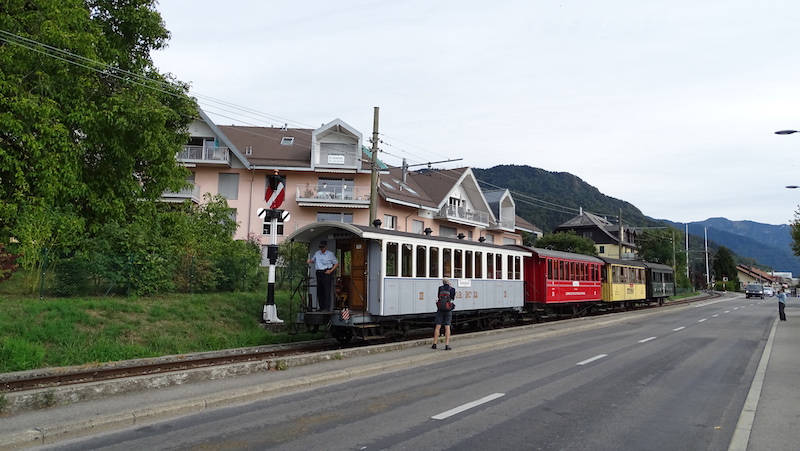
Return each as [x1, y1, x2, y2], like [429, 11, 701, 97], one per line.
[436, 286, 455, 311]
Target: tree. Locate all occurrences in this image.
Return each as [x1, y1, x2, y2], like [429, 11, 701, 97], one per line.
[533, 230, 599, 256]
[0, 0, 197, 245]
[712, 246, 739, 291]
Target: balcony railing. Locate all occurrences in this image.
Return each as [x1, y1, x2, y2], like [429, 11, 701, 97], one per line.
[176, 146, 231, 165]
[296, 185, 370, 203]
[490, 217, 515, 230]
[161, 183, 202, 204]
[435, 205, 489, 226]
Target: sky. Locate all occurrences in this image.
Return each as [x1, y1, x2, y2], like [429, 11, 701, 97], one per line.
[151, 0, 800, 226]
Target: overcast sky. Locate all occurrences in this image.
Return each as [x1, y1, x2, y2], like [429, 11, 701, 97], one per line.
[151, 0, 800, 226]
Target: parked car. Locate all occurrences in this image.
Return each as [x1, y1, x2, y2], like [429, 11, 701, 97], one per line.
[745, 283, 765, 299]
[763, 286, 774, 297]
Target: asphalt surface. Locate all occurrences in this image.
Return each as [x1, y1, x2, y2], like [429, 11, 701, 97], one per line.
[0, 293, 796, 450]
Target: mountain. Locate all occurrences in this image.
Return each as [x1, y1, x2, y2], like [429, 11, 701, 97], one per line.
[474, 165, 800, 275]
[672, 219, 800, 275]
[472, 165, 662, 233]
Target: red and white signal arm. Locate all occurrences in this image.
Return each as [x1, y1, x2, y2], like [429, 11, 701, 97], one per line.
[265, 174, 286, 209]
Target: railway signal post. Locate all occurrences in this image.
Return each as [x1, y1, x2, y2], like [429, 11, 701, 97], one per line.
[262, 172, 285, 324]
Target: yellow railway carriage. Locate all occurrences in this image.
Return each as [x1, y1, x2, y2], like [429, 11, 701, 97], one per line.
[599, 257, 648, 305]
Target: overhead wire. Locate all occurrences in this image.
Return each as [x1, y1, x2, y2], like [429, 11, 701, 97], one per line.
[2, 27, 598, 223]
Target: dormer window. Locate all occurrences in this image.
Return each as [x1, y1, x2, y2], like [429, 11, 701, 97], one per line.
[281, 137, 294, 146]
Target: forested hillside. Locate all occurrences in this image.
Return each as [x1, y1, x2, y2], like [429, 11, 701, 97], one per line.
[473, 165, 662, 233]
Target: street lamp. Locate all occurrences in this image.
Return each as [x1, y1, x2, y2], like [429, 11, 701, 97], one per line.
[776, 130, 799, 135]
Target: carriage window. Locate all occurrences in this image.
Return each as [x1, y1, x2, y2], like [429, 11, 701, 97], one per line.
[475, 251, 483, 278]
[496, 254, 503, 279]
[402, 243, 413, 277]
[487, 253, 495, 279]
[429, 247, 440, 278]
[443, 249, 452, 278]
[465, 250, 473, 278]
[507, 255, 514, 280]
[559, 261, 565, 281]
[416, 245, 427, 277]
[386, 242, 398, 277]
[514, 256, 521, 280]
[454, 249, 463, 278]
[547, 259, 553, 280]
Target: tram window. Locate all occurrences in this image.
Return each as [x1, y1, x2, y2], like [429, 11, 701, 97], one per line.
[546, 259, 552, 280]
[454, 249, 463, 278]
[416, 245, 427, 277]
[559, 261, 565, 281]
[514, 256, 521, 280]
[443, 249, 452, 278]
[507, 255, 513, 280]
[386, 242, 398, 277]
[496, 254, 503, 279]
[487, 253, 494, 279]
[402, 244, 413, 277]
[475, 252, 483, 278]
[612, 266, 621, 283]
[429, 247, 440, 278]
[465, 250, 473, 278]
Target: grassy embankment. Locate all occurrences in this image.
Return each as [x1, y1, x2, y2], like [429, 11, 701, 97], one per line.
[0, 278, 320, 373]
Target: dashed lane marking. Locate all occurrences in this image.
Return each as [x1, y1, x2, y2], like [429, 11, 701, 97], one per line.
[432, 393, 505, 420]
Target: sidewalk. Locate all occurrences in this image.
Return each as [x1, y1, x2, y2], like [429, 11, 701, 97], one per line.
[731, 302, 800, 451]
[0, 296, 796, 450]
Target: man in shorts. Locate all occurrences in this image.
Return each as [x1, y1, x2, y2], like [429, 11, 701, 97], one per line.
[432, 278, 456, 350]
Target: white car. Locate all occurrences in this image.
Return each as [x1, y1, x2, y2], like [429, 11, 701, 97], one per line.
[763, 286, 775, 297]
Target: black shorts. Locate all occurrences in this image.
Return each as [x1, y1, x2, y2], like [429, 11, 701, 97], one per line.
[434, 310, 453, 326]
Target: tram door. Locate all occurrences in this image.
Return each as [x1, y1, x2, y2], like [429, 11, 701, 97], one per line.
[348, 239, 368, 311]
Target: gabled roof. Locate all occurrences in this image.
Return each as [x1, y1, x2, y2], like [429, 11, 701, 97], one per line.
[407, 167, 494, 218]
[556, 211, 635, 247]
[514, 215, 541, 234]
[737, 265, 776, 283]
[216, 125, 313, 168]
[378, 167, 439, 209]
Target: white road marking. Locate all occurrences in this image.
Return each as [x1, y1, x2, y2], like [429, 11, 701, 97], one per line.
[698, 318, 707, 322]
[432, 393, 505, 420]
[724, 310, 730, 314]
[638, 337, 657, 343]
[577, 354, 608, 366]
[673, 326, 685, 331]
[712, 314, 719, 317]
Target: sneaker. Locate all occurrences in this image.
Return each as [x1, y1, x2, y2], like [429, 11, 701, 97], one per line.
[431, 344, 437, 349]
[445, 345, 451, 351]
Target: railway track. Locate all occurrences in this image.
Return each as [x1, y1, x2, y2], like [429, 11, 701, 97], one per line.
[1, 291, 721, 395]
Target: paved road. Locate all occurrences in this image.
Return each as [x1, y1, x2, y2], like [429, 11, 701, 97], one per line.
[36, 296, 777, 450]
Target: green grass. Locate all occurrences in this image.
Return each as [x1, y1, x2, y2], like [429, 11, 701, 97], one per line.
[0, 290, 320, 373]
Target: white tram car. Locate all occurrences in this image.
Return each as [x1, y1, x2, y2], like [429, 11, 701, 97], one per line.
[288, 222, 529, 342]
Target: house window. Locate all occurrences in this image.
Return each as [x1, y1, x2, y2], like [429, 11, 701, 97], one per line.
[281, 137, 294, 145]
[318, 178, 354, 200]
[218, 173, 239, 200]
[599, 245, 605, 254]
[439, 225, 457, 238]
[317, 212, 353, 223]
[384, 215, 397, 230]
[412, 220, 424, 234]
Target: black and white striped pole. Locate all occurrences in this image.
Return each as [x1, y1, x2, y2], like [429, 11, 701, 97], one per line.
[262, 171, 285, 324]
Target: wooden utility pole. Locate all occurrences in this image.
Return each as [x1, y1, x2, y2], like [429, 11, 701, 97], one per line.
[369, 107, 380, 225]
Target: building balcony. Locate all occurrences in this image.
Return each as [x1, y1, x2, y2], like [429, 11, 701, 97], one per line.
[295, 184, 370, 207]
[176, 146, 231, 166]
[435, 205, 489, 227]
[488, 217, 515, 231]
[161, 183, 202, 204]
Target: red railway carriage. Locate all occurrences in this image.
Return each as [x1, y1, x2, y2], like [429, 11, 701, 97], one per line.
[518, 247, 604, 306]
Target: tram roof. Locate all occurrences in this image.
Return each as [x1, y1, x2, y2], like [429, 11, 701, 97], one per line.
[287, 221, 529, 253]
[512, 245, 604, 264]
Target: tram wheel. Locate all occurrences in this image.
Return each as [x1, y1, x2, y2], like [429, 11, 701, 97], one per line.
[331, 326, 353, 344]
